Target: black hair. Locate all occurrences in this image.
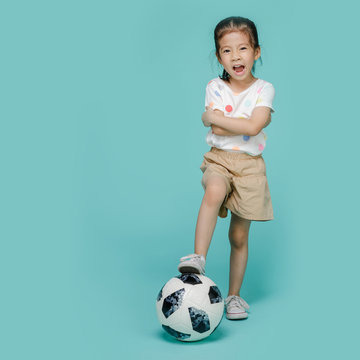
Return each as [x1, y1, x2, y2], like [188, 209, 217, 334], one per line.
[214, 16, 263, 82]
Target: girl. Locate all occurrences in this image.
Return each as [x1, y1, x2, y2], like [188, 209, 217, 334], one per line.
[178, 16, 275, 320]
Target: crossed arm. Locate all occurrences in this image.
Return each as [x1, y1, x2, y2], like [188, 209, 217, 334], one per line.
[203, 106, 272, 136]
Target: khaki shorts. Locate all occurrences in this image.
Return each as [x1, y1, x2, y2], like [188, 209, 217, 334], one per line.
[200, 147, 274, 221]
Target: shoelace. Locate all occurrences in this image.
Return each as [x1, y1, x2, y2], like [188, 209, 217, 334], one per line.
[180, 254, 203, 262]
[225, 295, 250, 311]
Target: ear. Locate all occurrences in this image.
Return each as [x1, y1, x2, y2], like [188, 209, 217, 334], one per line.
[254, 46, 261, 61]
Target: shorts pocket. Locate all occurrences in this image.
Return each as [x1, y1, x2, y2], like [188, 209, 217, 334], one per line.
[258, 157, 266, 175]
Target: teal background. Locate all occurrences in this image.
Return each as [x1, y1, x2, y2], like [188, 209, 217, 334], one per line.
[1, 0, 359, 359]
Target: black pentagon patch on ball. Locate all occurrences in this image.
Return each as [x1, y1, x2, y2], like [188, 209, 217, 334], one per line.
[208, 285, 222, 304]
[162, 325, 191, 340]
[188, 307, 210, 333]
[176, 273, 202, 285]
[157, 285, 164, 302]
[162, 288, 185, 318]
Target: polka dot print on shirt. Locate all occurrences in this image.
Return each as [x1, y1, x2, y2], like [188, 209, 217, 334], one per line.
[205, 78, 272, 155]
[225, 105, 233, 112]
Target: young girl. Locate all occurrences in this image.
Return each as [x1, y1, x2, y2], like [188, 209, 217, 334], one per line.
[178, 17, 275, 320]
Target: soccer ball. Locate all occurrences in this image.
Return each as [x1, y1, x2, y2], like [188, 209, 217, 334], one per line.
[155, 273, 224, 342]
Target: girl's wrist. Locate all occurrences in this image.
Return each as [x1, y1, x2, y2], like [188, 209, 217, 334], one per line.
[210, 111, 221, 125]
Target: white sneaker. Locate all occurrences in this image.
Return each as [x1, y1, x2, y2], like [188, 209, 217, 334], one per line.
[225, 295, 250, 320]
[178, 253, 206, 275]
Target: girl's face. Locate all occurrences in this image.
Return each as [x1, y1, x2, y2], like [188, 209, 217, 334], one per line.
[216, 31, 261, 84]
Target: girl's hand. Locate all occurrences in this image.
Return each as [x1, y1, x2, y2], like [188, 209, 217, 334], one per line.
[202, 106, 216, 127]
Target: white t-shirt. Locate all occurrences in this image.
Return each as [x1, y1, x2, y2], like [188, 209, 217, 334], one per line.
[204, 77, 275, 156]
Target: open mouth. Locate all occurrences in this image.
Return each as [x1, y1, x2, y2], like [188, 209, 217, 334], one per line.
[233, 65, 245, 74]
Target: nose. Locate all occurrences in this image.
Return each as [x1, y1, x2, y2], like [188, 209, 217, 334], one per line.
[232, 50, 241, 60]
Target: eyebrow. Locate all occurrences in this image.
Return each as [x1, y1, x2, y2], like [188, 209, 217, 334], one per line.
[220, 43, 249, 49]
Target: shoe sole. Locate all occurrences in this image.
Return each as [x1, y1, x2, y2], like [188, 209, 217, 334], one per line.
[178, 265, 202, 274]
[226, 312, 248, 320]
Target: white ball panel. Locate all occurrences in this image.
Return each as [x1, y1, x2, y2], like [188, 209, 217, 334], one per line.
[156, 274, 224, 342]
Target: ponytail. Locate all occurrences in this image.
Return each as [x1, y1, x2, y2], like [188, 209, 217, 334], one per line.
[220, 68, 230, 81]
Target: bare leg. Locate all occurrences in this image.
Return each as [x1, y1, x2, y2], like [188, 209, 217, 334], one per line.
[228, 212, 251, 296]
[194, 175, 228, 258]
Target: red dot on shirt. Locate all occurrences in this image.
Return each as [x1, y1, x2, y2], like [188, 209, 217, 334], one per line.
[225, 105, 233, 112]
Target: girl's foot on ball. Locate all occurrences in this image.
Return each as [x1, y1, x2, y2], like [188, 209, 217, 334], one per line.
[178, 253, 206, 275]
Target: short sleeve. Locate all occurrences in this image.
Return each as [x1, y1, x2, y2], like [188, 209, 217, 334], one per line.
[205, 81, 225, 112]
[254, 83, 275, 113]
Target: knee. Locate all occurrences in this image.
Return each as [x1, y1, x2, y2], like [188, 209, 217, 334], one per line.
[204, 182, 227, 207]
[229, 227, 249, 250]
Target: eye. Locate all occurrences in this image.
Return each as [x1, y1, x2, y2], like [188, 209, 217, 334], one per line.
[223, 49, 230, 53]
[241, 47, 247, 50]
